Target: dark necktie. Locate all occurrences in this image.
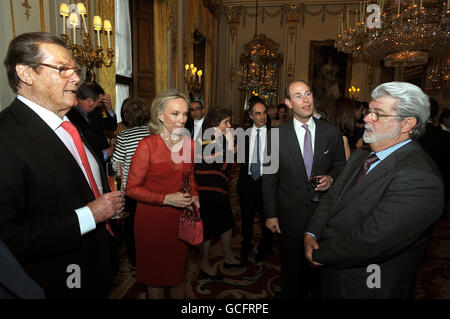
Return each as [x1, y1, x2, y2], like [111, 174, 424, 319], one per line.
[352, 153, 379, 186]
[250, 128, 261, 181]
[61, 121, 114, 236]
[302, 124, 313, 179]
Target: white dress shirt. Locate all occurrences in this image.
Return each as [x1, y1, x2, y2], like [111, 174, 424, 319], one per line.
[193, 117, 204, 141]
[18, 95, 97, 235]
[293, 116, 316, 156]
[248, 125, 267, 176]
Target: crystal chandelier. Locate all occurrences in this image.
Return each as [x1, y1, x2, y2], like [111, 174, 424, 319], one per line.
[425, 56, 450, 93]
[239, 0, 282, 97]
[335, 0, 450, 67]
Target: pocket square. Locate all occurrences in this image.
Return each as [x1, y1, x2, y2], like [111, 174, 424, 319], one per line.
[323, 149, 329, 155]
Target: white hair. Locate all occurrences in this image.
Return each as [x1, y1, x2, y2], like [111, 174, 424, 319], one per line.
[371, 81, 430, 138]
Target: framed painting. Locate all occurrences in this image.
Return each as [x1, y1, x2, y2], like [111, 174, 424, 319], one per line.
[308, 40, 352, 104]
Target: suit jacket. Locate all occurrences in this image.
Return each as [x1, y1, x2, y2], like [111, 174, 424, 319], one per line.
[67, 107, 117, 163]
[0, 99, 113, 298]
[306, 141, 444, 298]
[262, 117, 346, 238]
[237, 126, 268, 195]
[0, 239, 45, 299]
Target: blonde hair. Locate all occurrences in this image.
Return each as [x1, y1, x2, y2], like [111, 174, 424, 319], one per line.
[148, 89, 191, 134]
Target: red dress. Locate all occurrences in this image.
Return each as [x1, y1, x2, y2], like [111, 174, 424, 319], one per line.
[126, 134, 198, 287]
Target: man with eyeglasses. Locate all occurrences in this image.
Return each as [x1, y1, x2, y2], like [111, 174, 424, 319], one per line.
[185, 99, 205, 141]
[304, 81, 444, 298]
[0, 32, 124, 298]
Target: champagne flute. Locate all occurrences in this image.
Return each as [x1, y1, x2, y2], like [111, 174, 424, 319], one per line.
[108, 162, 129, 219]
[310, 175, 321, 203]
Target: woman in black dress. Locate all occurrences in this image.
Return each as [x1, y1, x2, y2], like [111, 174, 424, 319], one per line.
[195, 106, 243, 278]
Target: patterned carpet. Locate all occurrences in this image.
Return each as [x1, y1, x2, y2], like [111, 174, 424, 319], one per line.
[109, 164, 450, 299]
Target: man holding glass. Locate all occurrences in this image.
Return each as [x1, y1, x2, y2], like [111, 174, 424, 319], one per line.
[305, 82, 444, 298]
[0, 32, 124, 298]
[262, 79, 346, 299]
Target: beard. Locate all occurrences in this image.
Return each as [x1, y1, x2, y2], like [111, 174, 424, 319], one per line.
[363, 123, 399, 145]
[363, 124, 377, 144]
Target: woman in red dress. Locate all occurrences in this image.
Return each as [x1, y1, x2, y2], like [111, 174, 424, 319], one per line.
[126, 89, 199, 299]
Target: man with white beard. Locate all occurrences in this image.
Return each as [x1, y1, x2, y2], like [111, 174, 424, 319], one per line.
[304, 81, 444, 298]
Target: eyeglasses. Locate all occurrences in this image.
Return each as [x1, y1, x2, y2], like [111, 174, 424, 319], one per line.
[39, 63, 82, 78]
[190, 107, 203, 112]
[363, 108, 410, 122]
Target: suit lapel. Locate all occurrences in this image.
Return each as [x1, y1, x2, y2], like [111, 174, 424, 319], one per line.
[10, 100, 97, 196]
[311, 118, 327, 175]
[334, 142, 417, 213]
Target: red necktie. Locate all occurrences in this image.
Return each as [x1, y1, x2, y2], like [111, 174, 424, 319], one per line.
[61, 121, 114, 236]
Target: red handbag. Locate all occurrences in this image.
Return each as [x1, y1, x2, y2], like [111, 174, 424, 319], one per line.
[178, 204, 203, 246]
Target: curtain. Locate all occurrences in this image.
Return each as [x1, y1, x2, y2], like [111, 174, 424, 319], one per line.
[115, 84, 130, 123]
[114, 0, 132, 77]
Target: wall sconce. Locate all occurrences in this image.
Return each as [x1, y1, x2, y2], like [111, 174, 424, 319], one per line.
[348, 85, 361, 99]
[185, 63, 203, 92]
[59, 2, 114, 81]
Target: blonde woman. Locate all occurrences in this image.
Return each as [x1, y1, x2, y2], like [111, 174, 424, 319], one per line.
[126, 89, 199, 299]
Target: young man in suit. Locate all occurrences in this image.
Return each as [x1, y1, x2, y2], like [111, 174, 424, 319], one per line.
[262, 80, 346, 299]
[0, 32, 124, 298]
[237, 96, 273, 264]
[67, 81, 117, 163]
[305, 82, 444, 298]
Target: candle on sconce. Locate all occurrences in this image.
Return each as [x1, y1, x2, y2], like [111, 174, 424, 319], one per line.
[69, 13, 79, 45]
[197, 70, 203, 84]
[363, 1, 366, 22]
[185, 64, 189, 78]
[103, 20, 112, 49]
[77, 3, 88, 34]
[346, 9, 350, 30]
[93, 16, 102, 47]
[59, 3, 69, 35]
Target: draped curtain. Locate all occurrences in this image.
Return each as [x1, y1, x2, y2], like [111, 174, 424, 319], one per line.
[114, 0, 132, 122]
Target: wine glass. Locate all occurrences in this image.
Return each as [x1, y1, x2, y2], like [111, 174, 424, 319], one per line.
[107, 162, 129, 220]
[310, 175, 321, 203]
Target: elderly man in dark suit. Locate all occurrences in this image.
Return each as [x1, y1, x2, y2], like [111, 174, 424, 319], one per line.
[262, 80, 346, 299]
[305, 81, 444, 299]
[67, 81, 117, 163]
[0, 32, 124, 298]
